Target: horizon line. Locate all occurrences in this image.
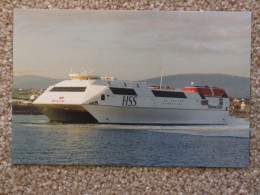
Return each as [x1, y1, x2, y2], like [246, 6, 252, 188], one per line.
[14, 73, 251, 80]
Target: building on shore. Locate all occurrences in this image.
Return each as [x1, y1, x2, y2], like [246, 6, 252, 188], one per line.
[229, 98, 250, 118]
[12, 88, 44, 114]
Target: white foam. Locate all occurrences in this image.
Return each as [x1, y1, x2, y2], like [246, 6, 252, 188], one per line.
[95, 117, 249, 138]
[22, 116, 249, 138]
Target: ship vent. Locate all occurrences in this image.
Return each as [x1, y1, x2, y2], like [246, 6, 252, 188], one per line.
[199, 93, 206, 99]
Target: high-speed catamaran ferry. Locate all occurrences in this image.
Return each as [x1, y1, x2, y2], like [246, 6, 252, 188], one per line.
[33, 72, 230, 124]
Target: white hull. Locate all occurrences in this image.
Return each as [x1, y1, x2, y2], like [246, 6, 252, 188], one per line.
[33, 74, 230, 125]
[85, 105, 229, 125]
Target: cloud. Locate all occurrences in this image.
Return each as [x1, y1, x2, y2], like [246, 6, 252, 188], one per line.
[13, 10, 251, 80]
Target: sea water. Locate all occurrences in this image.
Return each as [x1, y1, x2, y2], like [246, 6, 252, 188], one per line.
[11, 115, 249, 167]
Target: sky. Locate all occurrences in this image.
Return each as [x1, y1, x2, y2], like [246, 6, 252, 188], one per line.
[13, 9, 251, 80]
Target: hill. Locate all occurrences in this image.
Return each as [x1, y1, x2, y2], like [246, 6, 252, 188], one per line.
[13, 75, 65, 89]
[140, 74, 250, 98]
[13, 74, 250, 98]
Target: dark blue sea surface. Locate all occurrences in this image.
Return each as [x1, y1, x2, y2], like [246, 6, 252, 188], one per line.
[11, 115, 249, 167]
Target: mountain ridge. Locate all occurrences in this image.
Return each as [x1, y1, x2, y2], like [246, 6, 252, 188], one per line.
[13, 74, 250, 98]
[139, 74, 249, 98]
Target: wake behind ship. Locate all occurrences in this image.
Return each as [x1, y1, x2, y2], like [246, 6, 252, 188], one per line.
[33, 72, 230, 125]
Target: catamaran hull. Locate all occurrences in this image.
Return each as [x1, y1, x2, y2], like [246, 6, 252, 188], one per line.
[34, 103, 228, 125]
[84, 105, 229, 125]
[34, 104, 98, 123]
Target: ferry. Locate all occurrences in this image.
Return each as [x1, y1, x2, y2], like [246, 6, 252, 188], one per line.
[33, 72, 230, 124]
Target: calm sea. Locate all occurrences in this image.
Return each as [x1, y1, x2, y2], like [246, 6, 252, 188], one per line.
[11, 115, 249, 167]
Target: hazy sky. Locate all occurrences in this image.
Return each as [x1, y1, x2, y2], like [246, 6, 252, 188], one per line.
[13, 10, 251, 80]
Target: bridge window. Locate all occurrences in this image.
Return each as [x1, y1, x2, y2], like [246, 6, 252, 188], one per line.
[110, 87, 137, 95]
[50, 87, 86, 92]
[101, 94, 105, 101]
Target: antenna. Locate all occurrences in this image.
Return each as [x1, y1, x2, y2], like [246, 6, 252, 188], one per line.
[144, 72, 147, 84]
[70, 68, 76, 74]
[160, 69, 163, 89]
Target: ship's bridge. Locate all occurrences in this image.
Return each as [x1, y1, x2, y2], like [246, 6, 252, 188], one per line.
[69, 72, 117, 81]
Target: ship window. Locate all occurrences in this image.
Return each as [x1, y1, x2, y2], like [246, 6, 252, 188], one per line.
[110, 87, 137, 95]
[219, 99, 223, 106]
[101, 94, 105, 101]
[152, 90, 187, 98]
[137, 83, 139, 88]
[201, 100, 208, 105]
[50, 87, 86, 92]
[124, 83, 127, 87]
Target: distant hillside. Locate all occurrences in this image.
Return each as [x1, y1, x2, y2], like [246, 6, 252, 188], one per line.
[140, 74, 250, 98]
[13, 74, 250, 98]
[13, 75, 65, 89]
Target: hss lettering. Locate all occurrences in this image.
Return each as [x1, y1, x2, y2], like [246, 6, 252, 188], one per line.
[122, 96, 137, 106]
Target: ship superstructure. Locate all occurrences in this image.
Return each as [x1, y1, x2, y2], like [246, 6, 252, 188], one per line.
[33, 72, 230, 124]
